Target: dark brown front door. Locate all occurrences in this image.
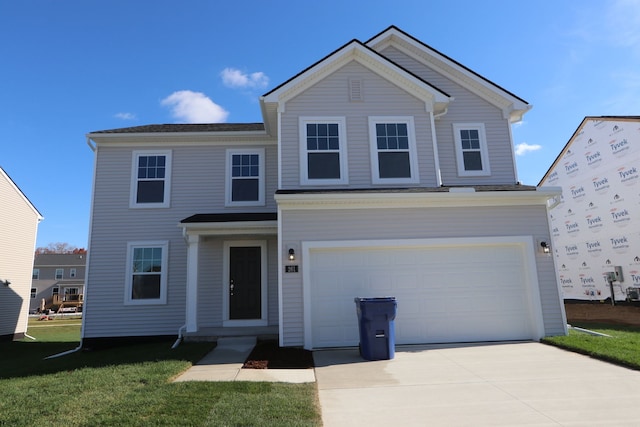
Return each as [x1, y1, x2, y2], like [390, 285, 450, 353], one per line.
[229, 246, 261, 320]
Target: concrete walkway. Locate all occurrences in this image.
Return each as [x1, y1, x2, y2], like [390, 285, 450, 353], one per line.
[314, 341, 640, 426]
[173, 336, 315, 383]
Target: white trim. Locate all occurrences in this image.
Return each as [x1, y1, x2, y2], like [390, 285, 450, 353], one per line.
[452, 123, 491, 177]
[185, 235, 199, 332]
[179, 221, 277, 237]
[275, 187, 563, 210]
[124, 240, 169, 305]
[222, 240, 268, 327]
[368, 116, 419, 184]
[277, 206, 286, 346]
[225, 148, 265, 207]
[129, 150, 172, 208]
[299, 117, 348, 185]
[301, 235, 545, 350]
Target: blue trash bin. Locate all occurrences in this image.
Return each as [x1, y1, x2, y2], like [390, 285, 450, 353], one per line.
[354, 297, 397, 360]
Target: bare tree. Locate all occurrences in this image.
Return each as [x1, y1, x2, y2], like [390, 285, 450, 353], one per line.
[35, 242, 87, 255]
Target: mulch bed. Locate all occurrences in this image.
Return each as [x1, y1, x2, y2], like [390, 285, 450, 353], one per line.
[242, 339, 315, 369]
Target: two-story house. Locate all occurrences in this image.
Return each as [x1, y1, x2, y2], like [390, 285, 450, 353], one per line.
[0, 167, 43, 341]
[83, 26, 565, 349]
[31, 253, 86, 313]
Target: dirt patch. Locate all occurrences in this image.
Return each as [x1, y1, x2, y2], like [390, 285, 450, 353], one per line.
[243, 339, 314, 369]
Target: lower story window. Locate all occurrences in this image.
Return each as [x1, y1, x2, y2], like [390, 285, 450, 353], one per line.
[126, 241, 168, 304]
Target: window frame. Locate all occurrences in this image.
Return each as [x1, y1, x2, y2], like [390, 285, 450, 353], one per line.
[124, 241, 169, 305]
[70, 268, 77, 278]
[225, 148, 265, 207]
[32, 269, 39, 280]
[452, 123, 491, 177]
[368, 116, 420, 184]
[55, 269, 63, 280]
[31, 288, 37, 299]
[130, 150, 172, 208]
[299, 117, 348, 185]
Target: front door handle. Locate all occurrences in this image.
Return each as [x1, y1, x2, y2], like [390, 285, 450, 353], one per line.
[230, 279, 234, 296]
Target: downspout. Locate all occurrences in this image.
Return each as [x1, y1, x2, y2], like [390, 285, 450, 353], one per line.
[46, 136, 98, 359]
[172, 324, 187, 349]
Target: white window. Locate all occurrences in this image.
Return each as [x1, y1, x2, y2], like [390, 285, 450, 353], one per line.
[369, 117, 419, 184]
[32, 269, 39, 280]
[31, 288, 37, 299]
[55, 269, 63, 280]
[130, 150, 172, 208]
[125, 241, 169, 305]
[70, 268, 77, 278]
[299, 117, 348, 185]
[453, 123, 491, 176]
[225, 149, 265, 206]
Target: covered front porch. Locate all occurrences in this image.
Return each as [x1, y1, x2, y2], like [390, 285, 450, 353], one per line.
[179, 213, 280, 341]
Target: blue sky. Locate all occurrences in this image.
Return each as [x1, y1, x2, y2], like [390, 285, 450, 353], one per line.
[1, 0, 639, 249]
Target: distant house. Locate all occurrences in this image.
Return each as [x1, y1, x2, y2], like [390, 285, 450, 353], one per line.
[84, 26, 564, 349]
[0, 167, 43, 341]
[31, 253, 86, 313]
[539, 116, 640, 302]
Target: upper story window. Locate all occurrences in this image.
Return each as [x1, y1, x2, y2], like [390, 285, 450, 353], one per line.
[70, 268, 77, 278]
[453, 123, 491, 176]
[299, 117, 348, 185]
[125, 241, 168, 305]
[130, 150, 172, 208]
[226, 149, 265, 206]
[32, 269, 39, 280]
[55, 269, 63, 280]
[369, 117, 419, 184]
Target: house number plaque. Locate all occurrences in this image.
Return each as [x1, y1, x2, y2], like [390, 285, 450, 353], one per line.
[285, 265, 299, 273]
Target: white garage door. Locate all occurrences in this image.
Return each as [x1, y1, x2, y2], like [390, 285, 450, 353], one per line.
[309, 241, 539, 348]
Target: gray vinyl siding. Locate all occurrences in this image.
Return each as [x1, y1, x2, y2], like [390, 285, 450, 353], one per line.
[379, 46, 518, 186]
[279, 61, 439, 189]
[0, 172, 40, 339]
[279, 204, 563, 346]
[84, 140, 277, 339]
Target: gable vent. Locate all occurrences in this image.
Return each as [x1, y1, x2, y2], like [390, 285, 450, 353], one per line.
[349, 79, 363, 102]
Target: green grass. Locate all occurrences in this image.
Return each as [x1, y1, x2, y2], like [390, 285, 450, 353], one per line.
[1, 319, 321, 426]
[542, 323, 640, 370]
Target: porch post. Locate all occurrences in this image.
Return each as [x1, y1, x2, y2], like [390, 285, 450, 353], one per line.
[185, 234, 199, 332]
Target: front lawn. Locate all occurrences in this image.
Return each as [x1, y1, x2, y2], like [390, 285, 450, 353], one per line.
[1, 318, 321, 426]
[542, 323, 640, 370]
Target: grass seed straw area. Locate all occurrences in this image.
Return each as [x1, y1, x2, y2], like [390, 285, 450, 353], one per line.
[0, 318, 321, 426]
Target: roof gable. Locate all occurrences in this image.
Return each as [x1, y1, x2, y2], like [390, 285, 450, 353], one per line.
[261, 39, 452, 133]
[366, 26, 531, 123]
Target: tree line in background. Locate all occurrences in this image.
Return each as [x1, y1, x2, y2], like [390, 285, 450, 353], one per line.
[35, 242, 87, 255]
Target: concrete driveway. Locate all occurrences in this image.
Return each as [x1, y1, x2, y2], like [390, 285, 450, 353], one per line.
[313, 341, 640, 426]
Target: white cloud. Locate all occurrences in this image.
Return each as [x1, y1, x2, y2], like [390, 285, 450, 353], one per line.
[114, 112, 136, 120]
[160, 90, 229, 123]
[221, 68, 269, 89]
[515, 142, 542, 156]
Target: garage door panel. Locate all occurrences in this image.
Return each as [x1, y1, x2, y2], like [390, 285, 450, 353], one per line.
[309, 242, 537, 348]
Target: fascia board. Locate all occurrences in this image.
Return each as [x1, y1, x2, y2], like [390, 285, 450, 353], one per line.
[263, 42, 451, 111]
[87, 132, 275, 147]
[275, 188, 562, 210]
[179, 221, 278, 236]
[367, 28, 530, 122]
